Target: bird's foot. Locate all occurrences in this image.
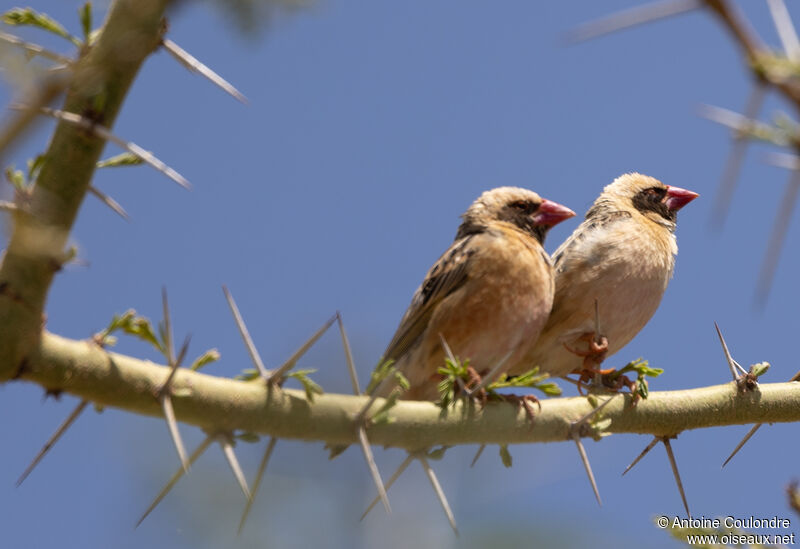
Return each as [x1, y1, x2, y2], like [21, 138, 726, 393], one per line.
[571, 365, 638, 400]
[492, 392, 540, 425]
[463, 365, 488, 406]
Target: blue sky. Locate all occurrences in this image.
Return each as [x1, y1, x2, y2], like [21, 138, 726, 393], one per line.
[1, 1, 799, 547]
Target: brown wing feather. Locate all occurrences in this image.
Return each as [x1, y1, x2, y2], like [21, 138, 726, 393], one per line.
[382, 235, 476, 362]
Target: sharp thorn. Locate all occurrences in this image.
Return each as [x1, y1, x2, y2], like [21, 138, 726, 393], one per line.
[237, 437, 278, 535]
[575, 395, 617, 425]
[160, 335, 192, 396]
[0, 30, 74, 64]
[337, 312, 362, 395]
[722, 423, 763, 468]
[755, 170, 800, 308]
[714, 322, 741, 381]
[572, 433, 602, 506]
[160, 395, 190, 474]
[16, 399, 89, 486]
[357, 426, 391, 514]
[662, 437, 691, 518]
[222, 285, 270, 379]
[712, 84, 766, 229]
[136, 435, 214, 527]
[268, 314, 337, 385]
[419, 456, 459, 537]
[162, 287, 175, 365]
[766, 0, 800, 61]
[87, 185, 130, 220]
[470, 444, 486, 468]
[567, 0, 700, 43]
[622, 436, 660, 476]
[219, 434, 251, 500]
[161, 38, 248, 104]
[0, 77, 67, 166]
[360, 453, 415, 521]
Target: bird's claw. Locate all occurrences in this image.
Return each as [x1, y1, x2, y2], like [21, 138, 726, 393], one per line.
[493, 393, 540, 425]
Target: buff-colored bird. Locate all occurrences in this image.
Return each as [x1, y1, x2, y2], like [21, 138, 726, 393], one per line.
[374, 187, 575, 401]
[507, 173, 698, 381]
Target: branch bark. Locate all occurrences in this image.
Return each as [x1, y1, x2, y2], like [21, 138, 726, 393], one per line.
[0, 0, 170, 381]
[14, 331, 800, 449]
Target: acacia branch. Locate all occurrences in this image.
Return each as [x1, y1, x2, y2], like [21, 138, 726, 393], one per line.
[0, 0, 171, 381]
[13, 331, 800, 449]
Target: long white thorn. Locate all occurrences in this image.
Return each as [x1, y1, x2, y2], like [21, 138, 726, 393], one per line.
[357, 426, 391, 514]
[160, 395, 190, 474]
[219, 435, 251, 500]
[722, 423, 763, 468]
[237, 436, 278, 535]
[360, 453, 415, 521]
[662, 437, 691, 518]
[161, 38, 247, 104]
[87, 185, 129, 220]
[622, 436, 660, 476]
[267, 314, 337, 384]
[27, 106, 191, 189]
[766, 0, 800, 61]
[222, 285, 270, 379]
[0, 31, 74, 64]
[16, 399, 88, 486]
[714, 322, 741, 381]
[136, 435, 214, 527]
[712, 84, 766, 228]
[419, 456, 459, 536]
[572, 434, 601, 506]
[755, 170, 800, 307]
[568, 0, 700, 43]
[338, 313, 361, 395]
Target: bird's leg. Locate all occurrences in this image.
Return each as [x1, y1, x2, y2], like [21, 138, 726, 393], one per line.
[564, 332, 612, 393]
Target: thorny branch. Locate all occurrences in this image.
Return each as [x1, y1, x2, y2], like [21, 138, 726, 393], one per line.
[10, 331, 800, 449]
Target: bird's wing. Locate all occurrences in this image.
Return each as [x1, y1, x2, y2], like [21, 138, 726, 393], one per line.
[546, 215, 631, 338]
[382, 234, 477, 363]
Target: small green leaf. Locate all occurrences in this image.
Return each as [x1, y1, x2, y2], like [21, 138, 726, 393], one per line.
[235, 432, 260, 443]
[750, 361, 770, 378]
[79, 2, 92, 42]
[87, 27, 101, 45]
[26, 154, 46, 181]
[366, 358, 396, 394]
[499, 444, 512, 468]
[190, 348, 220, 371]
[427, 446, 449, 461]
[235, 368, 261, 381]
[96, 152, 144, 168]
[370, 393, 399, 425]
[2, 8, 81, 46]
[287, 369, 323, 402]
[486, 366, 562, 398]
[4, 166, 26, 190]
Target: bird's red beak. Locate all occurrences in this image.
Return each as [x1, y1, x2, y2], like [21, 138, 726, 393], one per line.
[665, 185, 699, 211]
[534, 199, 576, 227]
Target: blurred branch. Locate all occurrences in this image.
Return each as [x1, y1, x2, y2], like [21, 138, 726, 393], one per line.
[0, 0, 171, 382]
[9, 331, 800, 449]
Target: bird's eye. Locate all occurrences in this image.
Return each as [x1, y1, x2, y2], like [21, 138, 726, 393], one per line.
[644, 187, 666, 200]
[509, 200, 531, 212]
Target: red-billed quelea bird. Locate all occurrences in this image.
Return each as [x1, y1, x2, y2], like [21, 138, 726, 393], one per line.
[373, 187, 575, 401]
[507, 172, 698, 381]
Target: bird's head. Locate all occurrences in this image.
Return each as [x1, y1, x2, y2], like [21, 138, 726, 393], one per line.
[593, 173, 698, 230]
[458, 187, 575, 243]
